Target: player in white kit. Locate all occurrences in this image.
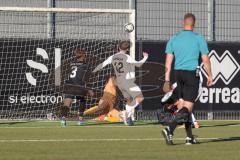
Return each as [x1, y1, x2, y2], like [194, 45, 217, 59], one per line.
[93, 41, 148, 125]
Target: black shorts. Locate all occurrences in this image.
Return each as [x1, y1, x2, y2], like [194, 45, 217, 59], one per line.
[64, 94, 86, 112]
[175, 70, 199, 103]
[64, 94, 86, 102]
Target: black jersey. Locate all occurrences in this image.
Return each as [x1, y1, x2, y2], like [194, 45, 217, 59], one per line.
[65, 61, 87, 86]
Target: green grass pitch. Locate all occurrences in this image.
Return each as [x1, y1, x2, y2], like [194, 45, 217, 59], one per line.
[0, 120, 239, 160]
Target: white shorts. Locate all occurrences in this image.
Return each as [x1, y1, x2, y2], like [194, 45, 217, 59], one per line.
[117, 79, 142, 99]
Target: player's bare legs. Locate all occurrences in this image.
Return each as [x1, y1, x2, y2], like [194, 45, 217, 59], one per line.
[182, 101, 194, 112]
[135, 95, 144, 104]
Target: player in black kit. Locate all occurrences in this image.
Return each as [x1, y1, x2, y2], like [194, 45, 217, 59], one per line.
[60, 48, 93, 127]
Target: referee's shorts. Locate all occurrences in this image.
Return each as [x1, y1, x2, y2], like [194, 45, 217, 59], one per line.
[174, 70, 199, 103]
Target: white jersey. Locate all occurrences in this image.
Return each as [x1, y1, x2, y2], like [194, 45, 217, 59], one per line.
[93, 51, 148, 82]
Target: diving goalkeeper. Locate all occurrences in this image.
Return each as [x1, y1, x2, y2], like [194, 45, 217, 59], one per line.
[83, 75, 117, 116]
[93, 41, 148, 125]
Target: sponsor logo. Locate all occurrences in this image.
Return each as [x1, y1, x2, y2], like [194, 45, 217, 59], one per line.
[200, 87, 240, 104]
[200, 50, 240, 85]
[199, 50, 240, 103]
[13, 48, 63, 104]
[9, 94, 63, 104]
[25, 48, 49, 85]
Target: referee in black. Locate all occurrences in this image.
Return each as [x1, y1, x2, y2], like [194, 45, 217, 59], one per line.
[162, 13, 213, 145]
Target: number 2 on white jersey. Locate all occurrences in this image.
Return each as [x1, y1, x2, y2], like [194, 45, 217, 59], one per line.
[114, 62, 124, 73]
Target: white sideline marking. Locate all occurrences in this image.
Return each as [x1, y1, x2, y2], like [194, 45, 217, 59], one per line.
[0, 126, 158, 129]
[0, 124, 240, 129]
[0, 137, 238, 143]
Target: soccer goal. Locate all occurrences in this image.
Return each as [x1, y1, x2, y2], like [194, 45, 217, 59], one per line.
[0, 7, 135, 119]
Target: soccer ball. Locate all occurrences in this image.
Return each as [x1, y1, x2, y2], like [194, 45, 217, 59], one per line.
[124, 23, 134, 33]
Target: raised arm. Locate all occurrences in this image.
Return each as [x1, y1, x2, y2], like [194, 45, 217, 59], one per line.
[92, 55, 113, 73]
[126, 52, 148, 67]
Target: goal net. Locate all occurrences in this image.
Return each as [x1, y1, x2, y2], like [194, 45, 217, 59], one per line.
[0, 7, 135, 119]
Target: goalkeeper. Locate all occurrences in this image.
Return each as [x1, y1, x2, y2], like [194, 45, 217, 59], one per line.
[93, 41, 148, 125]
[83, 75, 117, 116]
[60, 48, 93, 127]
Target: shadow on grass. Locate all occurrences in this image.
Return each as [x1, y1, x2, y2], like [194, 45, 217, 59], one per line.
[200, 137, 240, 144]
[133, 121, 160, 126]
[71, 121, 123, 126]
[201, 123, 240, 128]
[0, 120, 34, 126]
[70, 121, 159, 127]
[162, 137, 240, 146]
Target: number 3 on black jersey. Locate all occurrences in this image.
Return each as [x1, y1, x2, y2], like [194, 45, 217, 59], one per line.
[70, 66, 77, 78]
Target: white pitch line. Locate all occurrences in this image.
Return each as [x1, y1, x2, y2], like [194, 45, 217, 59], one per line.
[0, 127, 60, 129]
[0, 126, 158, 129]
[0, 138, 160, 143]
[0, 124, 240, 129]
[0, 137, 238, 143]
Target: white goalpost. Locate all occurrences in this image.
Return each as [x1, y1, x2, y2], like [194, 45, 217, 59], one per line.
[0, 7, 135, 119]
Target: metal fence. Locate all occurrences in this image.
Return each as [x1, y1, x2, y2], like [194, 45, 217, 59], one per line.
[0, 0, 239, 41]
[136, 0, 208, 41]
[137, 0, 240, 41]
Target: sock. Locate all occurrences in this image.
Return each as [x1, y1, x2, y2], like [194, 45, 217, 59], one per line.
[125, 101, 139, 118]
[168, 122, 178, 135]
[60, 106, 70, 118]
[175, 107, 193, 138]
[185, 122, 193, 138]
[185, 110, 193, 138]
[191, 113, 196, 123]
[125, 104, 134, 118]
[168, 107, 189, 135]
[83, 106, 99, 115]
[78, 104, 85, 117]
[131, 109, 135, 121]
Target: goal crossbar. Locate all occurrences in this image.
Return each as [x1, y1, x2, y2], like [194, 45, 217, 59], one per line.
[0, 7, 135, 14]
